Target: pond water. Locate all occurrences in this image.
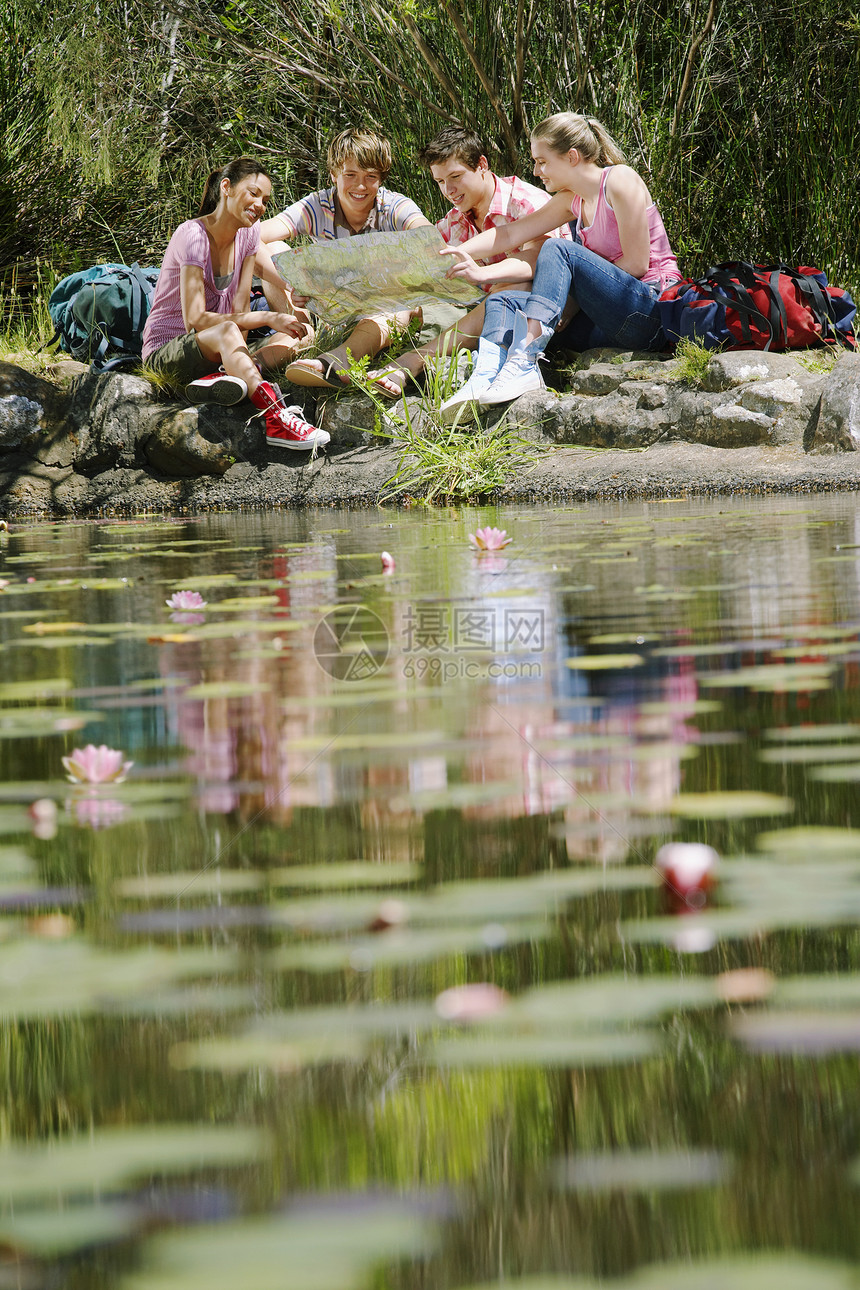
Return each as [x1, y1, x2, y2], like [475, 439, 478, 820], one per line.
[4, 494, 860, 1288]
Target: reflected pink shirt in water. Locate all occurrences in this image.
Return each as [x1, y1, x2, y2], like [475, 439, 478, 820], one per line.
[142, 219, 260, 359]
[572, 167, 680, 288]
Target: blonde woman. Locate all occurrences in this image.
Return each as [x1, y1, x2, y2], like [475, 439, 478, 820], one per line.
[440, 113, 680, 414]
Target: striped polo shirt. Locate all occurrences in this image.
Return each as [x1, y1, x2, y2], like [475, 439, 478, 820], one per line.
[273, 186, 425, 242]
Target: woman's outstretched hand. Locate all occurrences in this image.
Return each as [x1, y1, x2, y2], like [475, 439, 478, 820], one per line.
[439, 247, 485, 286]
[267, 312, 309, 339]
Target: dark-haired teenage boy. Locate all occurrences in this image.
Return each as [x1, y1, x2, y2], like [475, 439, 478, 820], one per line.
[369, 126, 571, 400]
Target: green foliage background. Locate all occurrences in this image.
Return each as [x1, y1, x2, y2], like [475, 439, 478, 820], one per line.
[3, 0, 859, 293]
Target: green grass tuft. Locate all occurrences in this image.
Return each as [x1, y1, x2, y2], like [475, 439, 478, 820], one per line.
[380, 418, 544, 505]
[345, 349, 548, 504]
[132, 362, 181, 398]
[672, 336, 717, 387]
[0, 260, 59, 368]
[796, 349, 840, 375]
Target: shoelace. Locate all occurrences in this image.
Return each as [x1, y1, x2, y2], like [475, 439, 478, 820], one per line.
[273, 407, 315, 438]
[247, 390, 325, 454]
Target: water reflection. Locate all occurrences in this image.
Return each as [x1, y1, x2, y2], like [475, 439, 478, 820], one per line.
[4, 498, 860, 1284]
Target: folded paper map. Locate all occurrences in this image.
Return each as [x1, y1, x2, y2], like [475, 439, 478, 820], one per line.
[273, 226, 482, 325]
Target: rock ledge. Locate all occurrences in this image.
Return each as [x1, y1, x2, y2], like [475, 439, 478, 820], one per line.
[0, 347, 858, 515]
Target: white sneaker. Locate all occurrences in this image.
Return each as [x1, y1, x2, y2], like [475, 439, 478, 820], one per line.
[478, 358, 545, 406]
[438, 338, 506, 425]
[185, 372, 248, 406]
[265, 403, 330, 452]
[439, 373, 496, 425]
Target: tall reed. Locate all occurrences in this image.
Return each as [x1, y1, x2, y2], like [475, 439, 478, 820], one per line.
[3, 0, 858, 296]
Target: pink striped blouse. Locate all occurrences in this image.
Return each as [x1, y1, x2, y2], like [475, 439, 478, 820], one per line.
[142, 219, 260, 359]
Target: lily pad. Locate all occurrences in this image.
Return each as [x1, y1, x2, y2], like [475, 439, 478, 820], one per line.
[811, 764, 860, 782]
[181, 681, 272, 700]
[555, 1149, 730, 1191]
[700, 663, 833, 689]
[636, 699, 723, 716]
[170, 1031, 369, 1073]
[732, 1010, 860, 1053]
[428, 1031, 658, 1068]
[565, 654, 644, 670]
[0, 1201, 141, 1255]
[116, 870, 267, 899]
[0, 940, 241, 1020]
[268, 921, 548, 973]
[8, 636, 111, 649]
[668, 792, 793, 818]
[269, 861, 420, 890]
[0, 708, 101, 738]
[118, 1203, 436, 1290]
[0, 1124, 265, 1202]
[763, 723, 860, 741]
[448, 1255, 860, 1289]
[756, 826, 860, 855]
[158, 574, 239, 589]
[209, 596, 281, 611]
[759, 744, 860, 764]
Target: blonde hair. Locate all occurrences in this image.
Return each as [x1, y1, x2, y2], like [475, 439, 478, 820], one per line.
[531, 113, 626, 167]
[327, 128, 392, 182]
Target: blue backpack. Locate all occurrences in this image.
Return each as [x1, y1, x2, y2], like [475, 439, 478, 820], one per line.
[47, 263, 160, 369]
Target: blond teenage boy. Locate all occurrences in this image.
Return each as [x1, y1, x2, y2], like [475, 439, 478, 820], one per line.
[259, 127, 431, 389]
[369, 126, 572, 397]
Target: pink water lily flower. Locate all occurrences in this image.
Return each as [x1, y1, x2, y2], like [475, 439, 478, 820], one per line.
[435, 983, 509, 1022]
[469, 527, 512, 552]
[170, 612, 207, 626]
[69, 795, 129, 830]
[380, 551, 396, 573]
[62, 744, 133, 785]
[166, 590, 208, 610]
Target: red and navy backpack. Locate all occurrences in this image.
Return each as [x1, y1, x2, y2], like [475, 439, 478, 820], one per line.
[657, 261, 857, 352]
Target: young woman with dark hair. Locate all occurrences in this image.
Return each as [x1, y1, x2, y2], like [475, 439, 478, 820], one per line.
[142, 157, 329, 451]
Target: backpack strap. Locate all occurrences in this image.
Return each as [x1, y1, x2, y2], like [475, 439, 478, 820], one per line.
[105, 267, 149, 338]
[698, 266, 777, 349]
[773, 264, 845, 342]
[88, 267, 154, 368]
[38, 328, 64, 354]
[709, 262, 787, 346]
[130, 262, 158, 299]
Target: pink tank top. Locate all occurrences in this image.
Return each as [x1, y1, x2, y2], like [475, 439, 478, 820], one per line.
[142, 219, 260, 359]
[573, 168, 680, 288]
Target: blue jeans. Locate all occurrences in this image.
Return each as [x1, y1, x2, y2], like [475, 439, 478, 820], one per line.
[490, 239, 665, 352]
[482, 291, 532, 349]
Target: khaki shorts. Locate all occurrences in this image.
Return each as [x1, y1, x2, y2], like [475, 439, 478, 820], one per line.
[144, 332, 273, 386]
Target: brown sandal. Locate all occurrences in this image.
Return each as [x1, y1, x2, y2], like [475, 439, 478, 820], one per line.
[283, 352, 350, 390]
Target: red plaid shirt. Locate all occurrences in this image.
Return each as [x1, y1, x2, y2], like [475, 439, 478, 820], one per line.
[437, 174, 573, 266]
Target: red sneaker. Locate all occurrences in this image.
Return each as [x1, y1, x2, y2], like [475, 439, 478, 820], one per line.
[265, 403, 330, 452]
[185, 372, 248, 405]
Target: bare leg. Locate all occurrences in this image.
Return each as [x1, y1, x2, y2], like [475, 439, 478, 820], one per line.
[195, 321, 266, 396]
[283, 308, 422, 388]
[254, 330, 311, 371]
[333, 308, 422, 365]
[370, 302, 486, 392]
[195, 321, 312, 398]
